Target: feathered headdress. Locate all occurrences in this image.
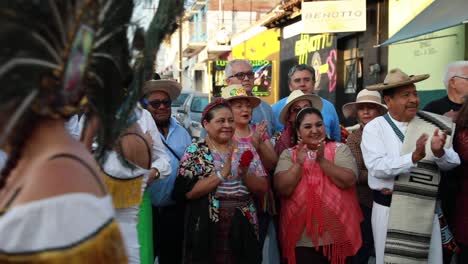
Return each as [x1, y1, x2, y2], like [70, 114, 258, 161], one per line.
[0, 0, 186, 160]
[90, 0, 184, 159]
[0, 0, 103, 144]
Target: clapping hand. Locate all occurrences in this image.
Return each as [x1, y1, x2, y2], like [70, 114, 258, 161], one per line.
[221, 143, 235, 179]
[296, 142, 308, 165]
[252, 121, 267, 149]
[316, 140, 325, 161]
[412, 133, 428, 163]
[431, 129, 446, 158]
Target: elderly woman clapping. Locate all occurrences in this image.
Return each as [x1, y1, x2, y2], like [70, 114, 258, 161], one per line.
[173, 98, 267, 263]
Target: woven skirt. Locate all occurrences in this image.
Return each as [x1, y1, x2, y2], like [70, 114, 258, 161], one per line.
[215, 196, 257, 264]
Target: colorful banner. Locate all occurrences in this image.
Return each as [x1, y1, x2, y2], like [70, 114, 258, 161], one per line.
[280, 33, 337, 103]
[212, 60, 273, 97]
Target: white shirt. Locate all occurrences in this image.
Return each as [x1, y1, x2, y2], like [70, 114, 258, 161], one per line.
[137, 109, 171, 179]
[0, 193, 115, 253]
[65, 114, 81, 140]
[361, 114, 460, 191]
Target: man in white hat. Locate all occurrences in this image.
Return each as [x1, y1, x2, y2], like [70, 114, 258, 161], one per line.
[343, 89, 387, 263]
[141, 76, 191, 264]
[225, 59, 276, 137]
[361, 68, 460, 264]
[271, 64, 341, 141]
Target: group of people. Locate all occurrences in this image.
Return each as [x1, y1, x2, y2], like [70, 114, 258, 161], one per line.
[128, 58, 467, 264]
[0, 2, 467, 264]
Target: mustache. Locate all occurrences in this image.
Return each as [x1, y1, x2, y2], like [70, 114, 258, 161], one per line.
[406, 103, 418, 108]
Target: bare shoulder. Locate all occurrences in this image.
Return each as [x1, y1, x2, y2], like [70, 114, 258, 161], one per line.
[14, 143, 105, 205]
[119, 133, 151, 169]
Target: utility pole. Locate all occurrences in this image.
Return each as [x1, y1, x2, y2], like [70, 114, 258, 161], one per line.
[179, 16, 183, 87]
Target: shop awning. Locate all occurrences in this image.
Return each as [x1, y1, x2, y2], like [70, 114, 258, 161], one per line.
[378, 0, 468, 46]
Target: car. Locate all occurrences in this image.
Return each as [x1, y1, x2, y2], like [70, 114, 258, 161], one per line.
[176, 92, 209, 140]
[171, 92, 190, 119]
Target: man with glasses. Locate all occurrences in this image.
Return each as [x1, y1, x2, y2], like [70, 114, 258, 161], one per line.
[424, 61, 468, 117]
[272, 64, 341, 141]
[141, 74, 191, 264]
[225, 59, 277, 136]
[423, 61, 468, 263]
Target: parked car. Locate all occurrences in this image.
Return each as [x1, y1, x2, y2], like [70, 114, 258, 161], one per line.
[176, 92, 209, 140]
[171, 92, 190, 118]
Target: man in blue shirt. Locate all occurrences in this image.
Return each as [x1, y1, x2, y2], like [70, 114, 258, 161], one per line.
[225, 59, 277, 136]
[271, 64, 341, 141]
[142, 77, 191, 264]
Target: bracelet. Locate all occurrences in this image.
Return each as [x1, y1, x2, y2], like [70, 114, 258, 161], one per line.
[215, 171, 226, 182]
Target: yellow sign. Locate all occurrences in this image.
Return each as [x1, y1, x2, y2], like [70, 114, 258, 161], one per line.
[302, 0, 366, 33]
[294, 34, 334, 64]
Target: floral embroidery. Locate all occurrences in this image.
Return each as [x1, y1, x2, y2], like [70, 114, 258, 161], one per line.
[178, 141, 219, 222]
[204, 153, 213, 161]
[238, 203, 259, 239]
[186, 144, 197, 153]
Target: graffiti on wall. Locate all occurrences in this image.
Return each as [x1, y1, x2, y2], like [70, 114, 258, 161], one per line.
[293, 34, 337, 93]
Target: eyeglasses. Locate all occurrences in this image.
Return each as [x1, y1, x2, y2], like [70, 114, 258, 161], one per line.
[147, 99, 171, 108]
[228, 71, 255, 80]
[453, 75, 468, 80]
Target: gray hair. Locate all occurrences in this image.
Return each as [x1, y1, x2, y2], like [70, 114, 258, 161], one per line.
[224, 59, 252, 80]
[443, 60, 468, 89]
[288, 64, 316, 84]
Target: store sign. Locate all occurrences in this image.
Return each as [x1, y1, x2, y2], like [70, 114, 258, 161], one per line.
[302, 0, 366, 33]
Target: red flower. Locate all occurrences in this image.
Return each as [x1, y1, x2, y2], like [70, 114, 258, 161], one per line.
[239, 150, 254, 167]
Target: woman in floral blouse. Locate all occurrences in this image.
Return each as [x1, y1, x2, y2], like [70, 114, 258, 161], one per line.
[173, 98, 267, 264]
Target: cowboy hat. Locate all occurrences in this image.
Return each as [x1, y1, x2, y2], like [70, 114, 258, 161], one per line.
[342, 89, 387, 118]
[366, 68, 429, 91]
[279, 90, 323, 125]
[143, 79, 182, 100]
[221, 84, 261, 108]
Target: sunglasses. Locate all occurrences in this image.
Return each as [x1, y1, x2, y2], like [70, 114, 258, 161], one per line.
[228, 71, 255, 80]
[147, 99, 171, 108]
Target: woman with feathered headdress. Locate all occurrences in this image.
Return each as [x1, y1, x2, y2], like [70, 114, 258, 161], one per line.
[0, 1, 140, 262]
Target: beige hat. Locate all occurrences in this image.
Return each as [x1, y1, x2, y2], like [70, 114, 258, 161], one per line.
[143, 79, 182, 100]
[342, 89, 387, 118]
[366, 68, 429, 91]
[221, 84, 261, 108]
[279, 90, 323, 125]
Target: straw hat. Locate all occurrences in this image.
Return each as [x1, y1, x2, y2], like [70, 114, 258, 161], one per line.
[143, 79, 182, 100]
[279, 90, 323, 125]
[366, 68, 429, 91]
[221, 84, 261, 108]
[342, 89, 387, 118]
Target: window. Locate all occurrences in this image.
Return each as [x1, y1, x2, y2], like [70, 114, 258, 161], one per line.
[190, 6, 207, 42]
[172, 93, 189, 107]
[191, 96, 209, 113]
